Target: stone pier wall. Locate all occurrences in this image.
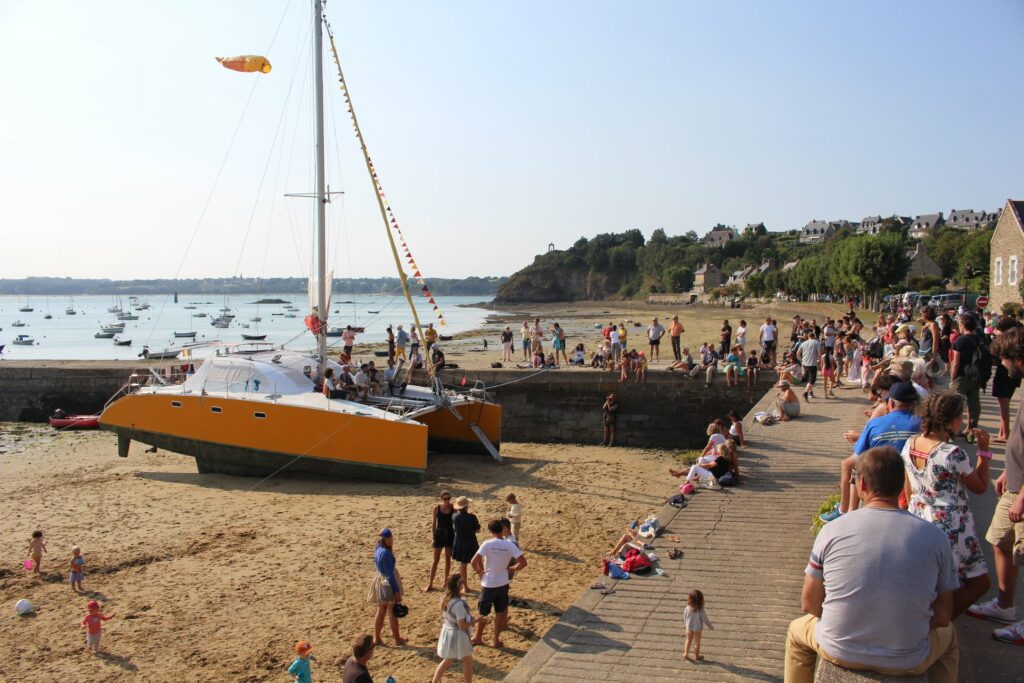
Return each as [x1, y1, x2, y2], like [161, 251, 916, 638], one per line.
[0, 361, 775, 449]
[429, 367, 775, 449]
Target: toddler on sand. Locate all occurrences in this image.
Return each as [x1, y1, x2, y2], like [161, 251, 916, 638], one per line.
[506, 493, 523, 542]
[287, 640, 316, 683]
[81, 600, 115, 653]
[27, 530, 47, 574]
[683, 589, 713, 660]
[69, 546, 85, 592]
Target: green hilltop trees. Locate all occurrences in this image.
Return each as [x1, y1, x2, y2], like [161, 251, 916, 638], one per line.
[495, 220, 992, 304]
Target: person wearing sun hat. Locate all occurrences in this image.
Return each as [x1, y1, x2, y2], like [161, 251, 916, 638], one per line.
[452, 496, 481, 590]
[774, 379, 800, 421]
[287, 640, 316, 683]
[80, 599, 115, 653]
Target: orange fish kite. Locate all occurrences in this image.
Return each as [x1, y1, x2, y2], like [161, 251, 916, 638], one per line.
[216, 55, 272, 74]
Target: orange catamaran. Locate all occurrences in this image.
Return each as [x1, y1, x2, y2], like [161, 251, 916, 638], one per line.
[99, 0, 501, 482]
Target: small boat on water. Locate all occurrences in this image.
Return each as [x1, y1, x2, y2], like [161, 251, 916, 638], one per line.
[13, 334, 35, 345]
[113, 338, 132, 346]
[212, 317, 231, 328]
[284, 313, 297, 318]
[95, 331, 115, 339]
[272, 312, 284, 316]
[367, 309, 380, 314]
[102, 323, 126, 332]
[140, 346, 181, 360]
[184, 305, 197, 310]
[242, 334, 267, 341]
[193, 312, 208, 318]
[18, 305, 33, 312]
[439, 335, 453, 341]
[250, 316, 262, 322]
[174, 331, 198, 338]
[118, 313, 140, 321]
[44, 314, 52, 319]
[11, 320, 26, 327]
[49, 413, 100, 430]
[65, 308, 77, 315]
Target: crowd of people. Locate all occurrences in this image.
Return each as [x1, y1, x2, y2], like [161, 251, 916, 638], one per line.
[783, 304, 1024, 681]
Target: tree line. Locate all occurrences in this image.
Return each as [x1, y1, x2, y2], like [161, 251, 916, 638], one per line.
[495, 218, 994, 303]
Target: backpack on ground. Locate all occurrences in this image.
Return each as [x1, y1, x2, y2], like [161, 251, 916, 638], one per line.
[621, 549, 653, 575]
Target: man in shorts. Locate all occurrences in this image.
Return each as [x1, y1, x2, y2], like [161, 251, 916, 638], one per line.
[796, 330, 820, 401]
[471, 519, 527, 648]
[967, 327, 1024, 643]
[647, 317, 666, 362]
[759, 316, 777, 364]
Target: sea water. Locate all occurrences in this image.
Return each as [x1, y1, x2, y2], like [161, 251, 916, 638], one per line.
[0, 294, 501, 361]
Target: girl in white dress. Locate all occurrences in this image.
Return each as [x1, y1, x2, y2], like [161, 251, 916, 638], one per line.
[683, 589, 713, 660]
[432, 574, 474, 682]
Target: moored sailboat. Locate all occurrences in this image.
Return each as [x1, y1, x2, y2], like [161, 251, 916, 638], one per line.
[99, 0, 500, 482]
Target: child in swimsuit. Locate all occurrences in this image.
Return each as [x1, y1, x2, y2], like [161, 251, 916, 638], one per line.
[69, 546, 85, 592]
[27, 530, 46, 574]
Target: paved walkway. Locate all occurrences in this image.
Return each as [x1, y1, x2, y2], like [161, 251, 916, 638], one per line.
[507, 383, 1024, 682]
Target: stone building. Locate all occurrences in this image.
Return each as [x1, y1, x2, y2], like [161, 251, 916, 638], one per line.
[692, 263, 724, 294]
[908, 212, 944, 240]
[989, 199, 1024, 311]
[948, 209, 998, 230]
[799, 219, 852, 244]
[704, 226, 737, 248]
[905, 243, 943, 282]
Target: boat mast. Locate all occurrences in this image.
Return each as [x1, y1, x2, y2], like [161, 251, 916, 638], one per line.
[313, 0, 328, 378]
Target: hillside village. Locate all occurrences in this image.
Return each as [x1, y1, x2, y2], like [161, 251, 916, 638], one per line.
[495, 203, 1010, 306]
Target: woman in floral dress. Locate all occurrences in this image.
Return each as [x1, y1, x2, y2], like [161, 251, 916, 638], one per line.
[901, 390, 991, 618]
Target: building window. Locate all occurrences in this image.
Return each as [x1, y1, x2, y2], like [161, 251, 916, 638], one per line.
[995, 257, 1003, 286]
[1011, 256, 1019, 286]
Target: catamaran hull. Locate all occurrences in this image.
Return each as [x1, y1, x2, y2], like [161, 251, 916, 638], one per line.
[417, 401, 502, 455]
[100, 393, 428, 482]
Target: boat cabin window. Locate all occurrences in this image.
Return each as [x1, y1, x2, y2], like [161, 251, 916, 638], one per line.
[254, 412, 267, 419]
[211, 406, 223, 414]
[171, 401, 182, 408]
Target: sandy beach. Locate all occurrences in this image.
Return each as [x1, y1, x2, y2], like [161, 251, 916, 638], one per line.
[377, 299, 856, 372]
[0, 426, 676, 681]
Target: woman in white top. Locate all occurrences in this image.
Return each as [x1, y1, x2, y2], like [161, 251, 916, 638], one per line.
[735, 320, 747, 349]
[432, 574, 474, 683]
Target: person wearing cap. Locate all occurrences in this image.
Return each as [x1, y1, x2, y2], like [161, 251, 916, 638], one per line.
[342, 634, 376, 683]
[371, 528, 407, 646]
[81, 599, 115, 653]
[820, 381, 922, 524]
[773, 380, 800, 421]
[451, 496, 481, 590]
[288, 641, 316, 683]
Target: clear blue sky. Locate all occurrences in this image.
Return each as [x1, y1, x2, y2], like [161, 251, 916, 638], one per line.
[2, 0, 1022, 280]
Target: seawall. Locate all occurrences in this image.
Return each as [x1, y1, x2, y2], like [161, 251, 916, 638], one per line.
[0, 361, 775, 449]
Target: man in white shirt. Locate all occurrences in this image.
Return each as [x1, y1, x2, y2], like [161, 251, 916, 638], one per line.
[759, 316, 778, 364]
[647, 317, 666, 362]
[610, 326, 622, 365]
[471, 519, 527, 649]
[352, 364, 370, 400]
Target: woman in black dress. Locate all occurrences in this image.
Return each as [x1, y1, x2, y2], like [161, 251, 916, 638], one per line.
[424, 490, 455, 592]
[992, 318, 1023, 441]
[451, 496, 480, 590]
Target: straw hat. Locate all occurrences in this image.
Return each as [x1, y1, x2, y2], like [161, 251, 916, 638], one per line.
[453, 495, 471, 510]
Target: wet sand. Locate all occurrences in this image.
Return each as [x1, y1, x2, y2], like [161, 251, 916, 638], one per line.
[0, 427, 675, 681]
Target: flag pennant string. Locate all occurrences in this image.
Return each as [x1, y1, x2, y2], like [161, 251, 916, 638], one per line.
[322, 13, 447, 327]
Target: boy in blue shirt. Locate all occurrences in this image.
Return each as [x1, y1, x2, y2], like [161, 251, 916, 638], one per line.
[820, 382, 921, 523]
[288, 641, 316, 683]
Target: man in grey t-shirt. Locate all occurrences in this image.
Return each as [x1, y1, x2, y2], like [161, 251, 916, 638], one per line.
[785, 447, 959, 682]
[796, 331, 821, 401]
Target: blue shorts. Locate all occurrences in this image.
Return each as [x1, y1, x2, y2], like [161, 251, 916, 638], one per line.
[522, 340, 530, 351]
[70, 571, 83, 583]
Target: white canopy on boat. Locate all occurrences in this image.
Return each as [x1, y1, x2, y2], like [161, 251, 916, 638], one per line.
[183, 351, 325, 396]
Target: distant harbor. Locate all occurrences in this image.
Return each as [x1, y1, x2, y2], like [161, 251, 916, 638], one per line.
[0, 294, 500, 361]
